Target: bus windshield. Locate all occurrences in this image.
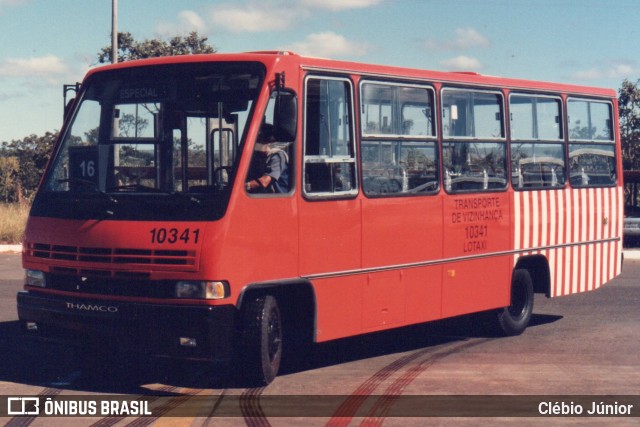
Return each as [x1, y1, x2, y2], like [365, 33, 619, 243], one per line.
[34, 62, 265, 221]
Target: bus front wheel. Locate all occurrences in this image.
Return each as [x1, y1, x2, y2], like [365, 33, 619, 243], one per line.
[239, 294, 283, 385]
[495, 269, 534, 336]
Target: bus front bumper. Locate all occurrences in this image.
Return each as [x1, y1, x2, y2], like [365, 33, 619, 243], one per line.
[17, 291, 237, 362]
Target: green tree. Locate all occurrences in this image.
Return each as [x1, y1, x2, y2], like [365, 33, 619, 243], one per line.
[0, 156, 20, 203]
[0, 132, 58, 203]
[98, 31, 216, 63]
[619, 79, 640, 170]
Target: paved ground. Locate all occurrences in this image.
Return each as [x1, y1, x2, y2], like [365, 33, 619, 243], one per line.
[0, 253, 638, 426]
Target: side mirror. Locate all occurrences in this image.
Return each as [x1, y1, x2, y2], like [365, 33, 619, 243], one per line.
[63, 82, 81, 121]
[273, 91, 297, 142]
[64, 98, 75, 120]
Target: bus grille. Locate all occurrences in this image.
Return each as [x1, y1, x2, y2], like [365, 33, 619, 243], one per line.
[25, 242, 197, 272]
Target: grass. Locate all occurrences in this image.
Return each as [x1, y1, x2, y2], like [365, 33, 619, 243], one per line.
[0, 203, 29, 244]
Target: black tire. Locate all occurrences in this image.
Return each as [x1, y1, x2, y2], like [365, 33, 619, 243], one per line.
[495, 269, 534, 336]
[239, 295, 283, 385]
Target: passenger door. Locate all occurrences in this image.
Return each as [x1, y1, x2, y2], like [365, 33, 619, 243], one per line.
[298, 75, 363, 342]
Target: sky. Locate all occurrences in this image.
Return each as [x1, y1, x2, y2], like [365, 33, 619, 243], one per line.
[1, 0, 639, 143]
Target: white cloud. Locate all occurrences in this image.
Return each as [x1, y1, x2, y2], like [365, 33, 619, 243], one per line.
[572, 61, 640, 81]
[155, 10, 208, 36]
[0, 0, 27, 4]
[283, 31, 372, 58]
[0, 89, 22, 102]
[0, 55, 71, 80]
[208, 3, 299, 33]
[0, 0, 28, 13]
[158, 0, 383, 36]
[425, 28, 490, 51]
[202, 0, 384, 34]
[440, 56, 483, 71]
[301, 0, 384, 11]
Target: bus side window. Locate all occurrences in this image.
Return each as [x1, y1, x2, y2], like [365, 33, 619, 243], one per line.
[303, 77, 357, 197]
[511, 143, 566, 189]
[441, 88, 507, 193]
[442, 141, 508, 192]
[567, 99, 616, 187]
[360, 81, 438, 197]
[509, 94, 565, 190]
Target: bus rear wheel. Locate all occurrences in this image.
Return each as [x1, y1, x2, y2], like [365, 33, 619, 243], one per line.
[239, 294, 283, 385]
[495, 269, 534, 336]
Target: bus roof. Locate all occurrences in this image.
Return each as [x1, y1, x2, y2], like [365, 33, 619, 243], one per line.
[84, 51, 617, 98]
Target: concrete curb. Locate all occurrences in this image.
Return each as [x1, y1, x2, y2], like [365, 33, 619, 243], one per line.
[623, 249, 640, 260]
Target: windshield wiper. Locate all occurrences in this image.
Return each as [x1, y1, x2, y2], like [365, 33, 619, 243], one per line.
[111, 184, 201, 204]
[56, 178, 118, 204]
[110, 183, 165, 193]
[56, 178, 118, 216]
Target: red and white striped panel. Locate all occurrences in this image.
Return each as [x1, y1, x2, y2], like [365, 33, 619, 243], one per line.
[513, 187, 623, 297]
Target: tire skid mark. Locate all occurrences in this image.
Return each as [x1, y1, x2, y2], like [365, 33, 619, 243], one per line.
[200, 389, 228, 426]
[360, 339, 490, 426]
[121, 387, 202, 427]
[4, 385, 63, 427]
[325, 347, 435, 427]
[241, 386, 271, 427]
[326, 338, 488, 426]
[89, 385, 178, 427]
[90, 357, 218, 426]
[3, 360, 230, 427]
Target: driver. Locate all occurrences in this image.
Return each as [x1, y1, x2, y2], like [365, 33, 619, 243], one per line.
[245, 124, 290, 193]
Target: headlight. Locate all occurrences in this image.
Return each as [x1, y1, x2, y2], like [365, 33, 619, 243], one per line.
[175, 281, 228, 299]
[25, 270, 46, 288]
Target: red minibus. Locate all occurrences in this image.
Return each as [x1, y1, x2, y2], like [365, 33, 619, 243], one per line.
[18, 52, 623, 385]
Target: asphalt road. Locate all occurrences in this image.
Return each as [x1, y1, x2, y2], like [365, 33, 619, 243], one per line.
[0, 253, 638, 426]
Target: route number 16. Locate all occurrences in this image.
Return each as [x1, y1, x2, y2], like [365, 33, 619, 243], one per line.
[79, 160, 95, 178]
